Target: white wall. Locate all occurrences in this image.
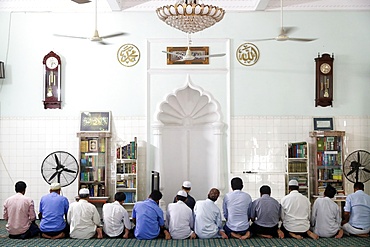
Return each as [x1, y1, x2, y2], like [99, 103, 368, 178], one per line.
[0, 10, 370, 217]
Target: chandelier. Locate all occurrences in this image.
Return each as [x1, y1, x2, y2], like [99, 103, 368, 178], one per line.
[156, 0, 225, 34]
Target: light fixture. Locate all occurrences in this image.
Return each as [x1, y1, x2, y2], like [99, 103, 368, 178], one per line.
[0, 61, 5, 79]
[156, 0, 225, 34]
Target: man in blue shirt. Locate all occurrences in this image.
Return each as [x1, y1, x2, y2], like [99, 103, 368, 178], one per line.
[342, 182, 370, 238]
[250, 185, 284, 238]
[223, 177, 252, 239]
[39, 183, 69, 239]
[132, 190, 171, 240]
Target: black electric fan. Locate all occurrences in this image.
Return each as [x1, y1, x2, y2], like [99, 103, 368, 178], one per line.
[41, 151, 79, 187]
[343, 150, 370, 183]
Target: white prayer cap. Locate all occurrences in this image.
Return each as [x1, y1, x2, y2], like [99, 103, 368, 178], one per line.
[288, 179, 299, 186]
[50, 183, 61, 190]
[177, 190, 187, 198]
[182, 181, 192, 188]
[79, 188, 90, 195]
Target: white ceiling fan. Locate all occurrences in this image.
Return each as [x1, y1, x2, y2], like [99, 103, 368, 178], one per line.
[248, 0, 317, 42]
[162, 34, 225, 61]
[54, 0, 126, 45]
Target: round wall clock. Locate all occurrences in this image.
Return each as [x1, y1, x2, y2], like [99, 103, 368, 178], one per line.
[320, 63, 331, 74]
[236, 43, 260, 66]
[117, 44, 140, 67]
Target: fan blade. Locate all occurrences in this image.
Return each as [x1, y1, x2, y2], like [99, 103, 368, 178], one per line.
[347, 169, 355, 177]
[100, 32, 127, 39]
[54, 34, 89, 40]
[245, 38, 276, 42]
[363, 168, 370, 173]
[48, 171, 59, 182]
[162, 51, 184, 58]
[196, 53, 226, 58]
[287, 37, 317, 42]
[71, 0, 91, 3]
[54, 154, 62, 168]
[63, 168, 77, 173]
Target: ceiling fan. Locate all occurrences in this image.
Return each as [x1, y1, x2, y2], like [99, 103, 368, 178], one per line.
[54, 0, 126, 45]
[162, 34, 225, 61]
[248, 0, 316, 42]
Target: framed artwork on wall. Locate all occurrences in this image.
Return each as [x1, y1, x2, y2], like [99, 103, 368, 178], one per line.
[166, 46, 209, 65]
[80, 111, 111, 132]
[313, 117, 334, 131]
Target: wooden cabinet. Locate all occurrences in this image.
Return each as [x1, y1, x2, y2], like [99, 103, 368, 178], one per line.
[310, 131, 345, 198]
[77, 132, 111, 202]
[115, 138, 137, 216]
[285, 142, 310, 198]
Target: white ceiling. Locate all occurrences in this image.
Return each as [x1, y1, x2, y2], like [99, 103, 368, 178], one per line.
[0, 0, 370, 13]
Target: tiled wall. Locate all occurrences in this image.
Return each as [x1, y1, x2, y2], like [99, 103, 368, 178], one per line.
[0, 115, 369, 218]
[230, 116, 370, 200]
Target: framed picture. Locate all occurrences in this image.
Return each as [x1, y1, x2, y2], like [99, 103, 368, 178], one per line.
[313, 117, 334, 131]
[166, 46, 209, 65]
[80, 111, 111, 132]
[89, 139, 98, 152]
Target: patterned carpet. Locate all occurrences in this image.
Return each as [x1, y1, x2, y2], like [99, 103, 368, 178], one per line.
[1, 220, 369, 247]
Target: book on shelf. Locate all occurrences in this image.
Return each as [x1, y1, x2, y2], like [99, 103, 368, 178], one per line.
[80, 141, 89, 152]
[99, 138, 105, 153]
[124, 192, 136, 203]
[288, 161, 307, 172]
[117, 138, 137, 159]
[85, 184, 105, 197]
[288, 142, 307, 158]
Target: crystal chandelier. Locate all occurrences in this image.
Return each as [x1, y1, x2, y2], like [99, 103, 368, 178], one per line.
[156, 0, 225, 34]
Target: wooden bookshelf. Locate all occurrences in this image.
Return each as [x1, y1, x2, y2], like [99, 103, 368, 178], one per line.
[310, 131, 345, 199]
[77, 132, 111, 202]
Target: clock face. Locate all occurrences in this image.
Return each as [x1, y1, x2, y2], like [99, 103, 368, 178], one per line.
[320, 63, 331, 74]
[46, 57, 59, 69]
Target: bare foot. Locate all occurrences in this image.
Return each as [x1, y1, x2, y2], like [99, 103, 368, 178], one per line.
[230, 232, 242, 239]
[41, 233, 53, 239]
[258, 234, 272, 239]
[289, 232, 303, 240]
[307, 230, 319, 240]
[334, 229, 343, 239]
[277, 229, 284, 239]
[220, 231, 229, 239]
[51, 232, 65, 239]
[96, 227, 103, 239]
[355, 233, 369, 238]
[240, 231, 250, 240]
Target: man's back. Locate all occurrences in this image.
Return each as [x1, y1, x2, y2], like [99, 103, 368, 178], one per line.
[194, 199, 221, 238]
[39, 192, 69, 232]
[166, 201, 194, 239]
[345, 190, 370, 229]
[102, 201, 131, 237]
[250, 194, 280, 227]
[311, 197, 341, 237]
[67, 200, 100, 239]
[223, 190, 252, 231]
[132, 199, 164, 240]
[3, 193, 36, 235]
[281, 190, 310, 232]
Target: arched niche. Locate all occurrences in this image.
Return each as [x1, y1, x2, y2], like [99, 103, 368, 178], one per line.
[152, 76, 227, 207]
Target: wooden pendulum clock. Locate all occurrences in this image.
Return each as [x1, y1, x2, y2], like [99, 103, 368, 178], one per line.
[315, 53, 334, 107]
[43, 51, 61, 109]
